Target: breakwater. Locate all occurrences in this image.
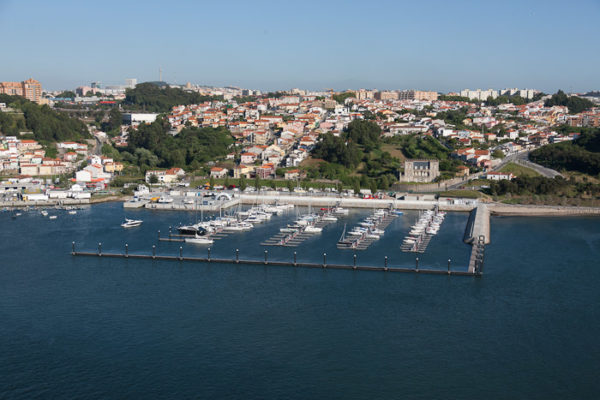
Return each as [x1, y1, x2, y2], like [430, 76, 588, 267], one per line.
[70, 245, 476, 277]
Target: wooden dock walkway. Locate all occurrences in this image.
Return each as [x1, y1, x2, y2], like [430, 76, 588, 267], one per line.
[261, 216, 336, 247]
[337, 212, 398, 251]
[70, 249, 478, 277]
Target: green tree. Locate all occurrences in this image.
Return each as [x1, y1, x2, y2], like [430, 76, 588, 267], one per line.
[286, 179, 294, 192]
[148, 174, 159, 184]
[544, 90, 595, 114]
[353, 179, 361, 195]
[56, 91, 76, 98]
[254, 175, 260, 190]
[492, 149, 505, 159]
[124, 82, 224, 113]
[369, 179, 378, 194]
[224, 175, 230, 188]
[239, 176, 247, 191]
[345, 120, 382, 150]
[209, 176, 215, 189]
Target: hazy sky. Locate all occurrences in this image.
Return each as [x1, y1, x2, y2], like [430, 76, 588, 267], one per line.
[1, 0, 599, 92]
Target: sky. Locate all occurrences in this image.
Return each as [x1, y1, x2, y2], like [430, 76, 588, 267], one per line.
[1, 0, 599, 93]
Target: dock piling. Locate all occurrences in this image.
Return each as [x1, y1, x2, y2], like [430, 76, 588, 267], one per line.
[125, 243, 129, 257]
[447, 258, 451, 274]
[169, 226, 172, 239]
[72, 241, 75, 255]
[152, 245, 156, 259]
[158, 230, 160, 240]
[323, 253, 327, 268]
[208, 247, 211, 261]
[353, 254, 357, 269]
[235, 249, 239, 263]
[385, 256, 388, 271]
[293, 251, 297, 266]
[264, 250, 268, 265]
[415, 257, 419, 272]
[98, 242, 102, 256]
[179, 246, 183, 260]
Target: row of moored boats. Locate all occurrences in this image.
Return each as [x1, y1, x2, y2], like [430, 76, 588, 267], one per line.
[401, 209, 446, 252]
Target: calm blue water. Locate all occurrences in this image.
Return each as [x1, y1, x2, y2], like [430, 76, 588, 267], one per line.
[1, 203, 599, 399]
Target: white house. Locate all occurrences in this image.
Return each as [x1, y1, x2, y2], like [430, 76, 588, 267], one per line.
[210, 167, 228, 178]
[485, 172, 514, 181]
[145, 168, 185, 184]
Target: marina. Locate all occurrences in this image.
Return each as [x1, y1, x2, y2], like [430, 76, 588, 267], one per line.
[56, 202, 487, 276]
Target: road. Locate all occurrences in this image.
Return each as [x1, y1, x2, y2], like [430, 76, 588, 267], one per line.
[511, 151, 563, 178]
[445, 150, 562, 190]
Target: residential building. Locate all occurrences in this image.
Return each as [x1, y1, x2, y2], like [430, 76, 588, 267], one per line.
[210, 167, 228, 178]
[485, 172, 514, 181]
[122, 113, 159, 125]
[284, 169, 306, 180]
[0, 78, 42, 103]
[145, 168, 185, 184]
[233, 164, 254, 179]
[398, 90, 438, 101]
[460, 89, 498, 101]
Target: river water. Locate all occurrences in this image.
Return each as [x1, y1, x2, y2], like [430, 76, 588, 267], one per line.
[1, 203, 599, 399]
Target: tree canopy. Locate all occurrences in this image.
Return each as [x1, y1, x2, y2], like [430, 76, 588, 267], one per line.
[312, 133, 362, 168]
[345, 120, 382, 149]
[529, 128, 600, 175]
[0, 94, 89, 142]
[125, 118, 234, 170]
[544, 90, 595, 114]
[124, 82, 224, 112]
[332, 92, 355, 104]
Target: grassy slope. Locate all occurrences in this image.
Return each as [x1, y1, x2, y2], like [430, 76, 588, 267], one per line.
[499, 162, 540, 178]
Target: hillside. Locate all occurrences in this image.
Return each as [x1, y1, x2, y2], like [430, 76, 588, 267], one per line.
[529, 127, 600, 175]
[0, 94, 89, 142]
[124, 83, 223, 113]
[122, 118, 234, 170]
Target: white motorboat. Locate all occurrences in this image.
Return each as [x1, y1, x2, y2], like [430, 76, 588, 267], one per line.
[222, 222, 253, 232]
[68, 210, 77, 215]
[185, 234, 214, 245]
[121, 218, 143, 228]
[321, 215, 338, 222]
[348, 229, 365, 236]
[158, 196, 174, 203]
[48, 215, 57, 220]
[304, 226, 323, 233]
[332, 207, 349, 215]
[41, 210, 48, 217]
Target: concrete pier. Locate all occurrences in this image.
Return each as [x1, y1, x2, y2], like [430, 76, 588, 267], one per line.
[144, 197, 239, 212]
[463, 204, 490, 274]
[464, 204, 490, 245]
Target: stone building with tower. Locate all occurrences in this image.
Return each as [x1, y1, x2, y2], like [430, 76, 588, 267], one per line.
[399, 159, 440, 182]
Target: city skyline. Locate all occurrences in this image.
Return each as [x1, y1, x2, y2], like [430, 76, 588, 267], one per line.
[1, 0, 599, 92]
